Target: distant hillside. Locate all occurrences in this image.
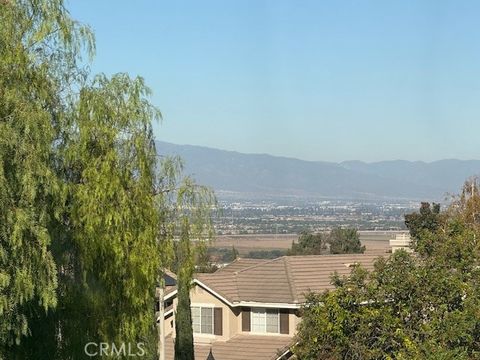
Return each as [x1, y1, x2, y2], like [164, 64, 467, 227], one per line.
[155, 141, 480, 201]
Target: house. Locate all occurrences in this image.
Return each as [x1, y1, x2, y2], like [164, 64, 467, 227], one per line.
[161, 253, 382, 360]
[389, 233, 412, 253]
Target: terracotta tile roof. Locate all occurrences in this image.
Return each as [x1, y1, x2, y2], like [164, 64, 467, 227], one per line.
[215, 258, 270, 273]
[196, 253, 384, 305]
[162, 260, 270, 301]
[285, 253, 379, 302]
[165, 334, 292, 360]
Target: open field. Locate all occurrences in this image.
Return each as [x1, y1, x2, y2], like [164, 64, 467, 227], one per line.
[211, 231, 408, 256]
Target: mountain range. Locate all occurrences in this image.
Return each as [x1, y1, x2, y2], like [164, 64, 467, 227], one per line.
[155, 141, 480, 201]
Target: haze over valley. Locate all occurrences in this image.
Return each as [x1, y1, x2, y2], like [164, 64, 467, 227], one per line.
[156, 141, 480, 202]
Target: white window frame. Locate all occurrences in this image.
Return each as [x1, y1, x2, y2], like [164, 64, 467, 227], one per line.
[250, 307, 280, 334]
[191, 303, 215, 335]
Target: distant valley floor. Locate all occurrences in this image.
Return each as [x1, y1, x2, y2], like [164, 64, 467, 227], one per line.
[211, 231, 399, 256]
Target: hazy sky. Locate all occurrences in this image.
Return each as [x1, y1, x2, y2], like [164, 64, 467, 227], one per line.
[68, 0, 480, 162]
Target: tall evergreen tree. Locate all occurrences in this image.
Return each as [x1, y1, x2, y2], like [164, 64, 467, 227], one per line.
[168, 166, 215, 360]
[174, 220, 195, 360]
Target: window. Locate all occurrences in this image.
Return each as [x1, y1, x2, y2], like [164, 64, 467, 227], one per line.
[251, 308, 279, 333]
[191, 306, 214, 334]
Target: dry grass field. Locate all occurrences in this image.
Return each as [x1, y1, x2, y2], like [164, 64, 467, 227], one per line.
[211, 231, 407, 256]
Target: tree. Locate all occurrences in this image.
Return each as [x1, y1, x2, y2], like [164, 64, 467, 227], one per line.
[174, 220, 195, 360]
[293, 183, 480, 360]
[287, 231, 327, 255]
[448, 178, 480, 229]
[405, 202, 442, 237]
[0, 0, 93, 355]
[295, 248, 480, 359]
[246, 249, 286, 259]
[327, 228, 365, 254]
[1, 1, 215, 358]
[161, 160, 214, 360]
[287, 229, 365, 256]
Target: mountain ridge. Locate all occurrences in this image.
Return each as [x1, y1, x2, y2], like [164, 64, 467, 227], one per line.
[155, 141, 480, 201]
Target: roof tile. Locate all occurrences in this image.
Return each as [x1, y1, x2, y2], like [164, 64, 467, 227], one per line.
[196, 253, 384, 304]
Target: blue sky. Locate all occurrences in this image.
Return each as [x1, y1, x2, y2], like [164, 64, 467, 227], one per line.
[68, 0, 480, 162]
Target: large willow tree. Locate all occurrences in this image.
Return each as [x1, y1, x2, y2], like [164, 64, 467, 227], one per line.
[0, 0, 93, 355]
[0, 1, 214, 359]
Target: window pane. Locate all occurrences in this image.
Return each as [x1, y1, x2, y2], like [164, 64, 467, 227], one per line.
[266, 310, 279, 333]
[251, 308, 266, 333]
[201, 307, 213, 334]
[191, 307, 201, 333]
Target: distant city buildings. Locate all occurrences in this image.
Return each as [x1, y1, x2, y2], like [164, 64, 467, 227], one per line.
[215, 199, 416, 235]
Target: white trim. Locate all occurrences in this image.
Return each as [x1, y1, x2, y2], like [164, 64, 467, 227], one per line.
[238, 301, 300, 309]
[158, 308, 174, 321]
[193, 333, 216, 339]
[191, 302, 215, 308]
[193, 279, 301, 309]
[163, 308, 174, 318]
[276, 347, 294, 360]
[164, 290, 177, 301]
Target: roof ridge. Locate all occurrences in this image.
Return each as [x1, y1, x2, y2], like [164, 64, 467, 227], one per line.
[286, 253, 375, 258]
[283, 257, 297, 303]
[233, 271, 240, 302]
[234, 256, 284, 274]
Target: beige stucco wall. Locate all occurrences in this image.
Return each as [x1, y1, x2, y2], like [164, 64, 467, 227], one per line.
[164, 284, 302, 342]
[291, 310, 301, 337]
[164, 297, 176, 338]
[191, 284, 244, 343]
[165, 284, 240, 343]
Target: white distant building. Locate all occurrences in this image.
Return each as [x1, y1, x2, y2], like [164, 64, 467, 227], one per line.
[389, 233, 412, 253]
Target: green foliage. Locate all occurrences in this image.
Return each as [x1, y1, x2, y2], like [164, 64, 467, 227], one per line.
[405, 202, 443, 255]
[195, 247, 219, 273]
[204, 246, 239, 265]
[294, 184, 480, 360]
[327, 228, 365, 254]
[448, 178, 480, 230]
[288, 231, 327, 255]
[246, 249, 286, 259]
[0, 0, 92, 354]
[174, 280, 195, 360]
[287, 228, 364, 256]
[295, 247, 480, 359]
[163, 161, 215, 360]
[1, 1, 215, 358]
[230, 246, 239, 261]
[174, 220, 195, 360]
